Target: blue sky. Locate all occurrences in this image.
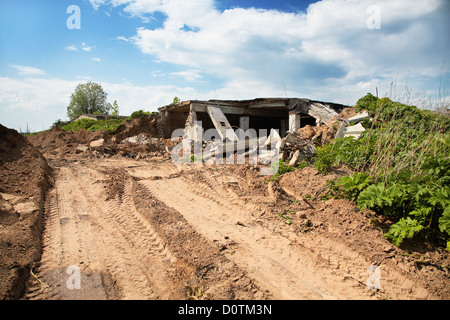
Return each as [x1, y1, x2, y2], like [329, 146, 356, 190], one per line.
[0, 0, 449, 132]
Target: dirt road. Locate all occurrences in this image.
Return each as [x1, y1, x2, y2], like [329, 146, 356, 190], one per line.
[25, 157, 442, 300]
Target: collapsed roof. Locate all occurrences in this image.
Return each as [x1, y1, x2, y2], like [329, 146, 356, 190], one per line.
[157, 98, 348, 140]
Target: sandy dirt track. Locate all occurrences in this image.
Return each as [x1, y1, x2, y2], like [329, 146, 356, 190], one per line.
[24, 157, 445, 300]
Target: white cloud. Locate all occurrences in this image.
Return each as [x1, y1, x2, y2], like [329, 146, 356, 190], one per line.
[103, 81, 199, 114]
[170, 70, 202, 82]
[98, 0, 446, 105]
[151, 70, 164, 77]
[4, 0, 448, 132]
[89, 0, 107, 10]
[65, 45, 79, 51]
[91, 57, 102, 62]
[11, 65, 47, 76]
[0, 77, 76, 111]
[117, 36, 130, 42]
[0, 76, 201, 130]
[65, 43, 94, 52]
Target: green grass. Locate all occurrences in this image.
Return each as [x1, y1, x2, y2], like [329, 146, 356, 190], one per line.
[62, 118, 125, 134]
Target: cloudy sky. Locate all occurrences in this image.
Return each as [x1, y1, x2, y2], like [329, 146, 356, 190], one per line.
[0, 0, 449, 132]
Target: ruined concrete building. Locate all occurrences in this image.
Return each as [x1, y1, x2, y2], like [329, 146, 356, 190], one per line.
[157, 98, 348, 140]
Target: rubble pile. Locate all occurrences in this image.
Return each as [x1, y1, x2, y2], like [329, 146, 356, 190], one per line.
[281, 109, 371, 166]
[27, 107, 369, 165]
[280, 131, 316, 167]
[193, 108, 370, 167]
[115, 134, 168, 159]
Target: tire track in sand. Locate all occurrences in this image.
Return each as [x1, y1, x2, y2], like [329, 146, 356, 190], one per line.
[26, 163, 179, 300]
[139, 174, 376, 300]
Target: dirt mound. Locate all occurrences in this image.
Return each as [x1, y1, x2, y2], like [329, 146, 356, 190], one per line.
[275, 166, 449, 299]
[28, 126, 109, 158]
[0, 125, 52, 201]
[278, 166, 349, 199]
[297, 123, 338, 145]
[0, 124, 53, 299]
[28, 115, 161, 160]
[113, 115, 158, 144]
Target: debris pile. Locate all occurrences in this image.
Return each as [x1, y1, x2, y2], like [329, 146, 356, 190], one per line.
[281, 131, 316, 165]
[116, 134, 168, 159]
[333, 110, 371, 140]
[173, 107, 371, 171]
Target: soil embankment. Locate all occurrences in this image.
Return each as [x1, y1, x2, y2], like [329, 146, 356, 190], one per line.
[0, 125, 52, 299]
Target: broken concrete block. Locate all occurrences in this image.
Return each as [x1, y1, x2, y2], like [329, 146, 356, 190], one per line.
[264, 129, 282, 150]
[206, 106, 238, 141]
[90, 139, 105, 150]
[288, 150, 301, 167]
[348, 111, 370, 123]
[124, 136, 138, 144]
[343, 123, 366, 139]
[334, 122, 347, 139]
[76, 144, 89, 153]
[335, 123, 366, 139]
[304, 141, 316, 155]
[283, 132, 302, 146]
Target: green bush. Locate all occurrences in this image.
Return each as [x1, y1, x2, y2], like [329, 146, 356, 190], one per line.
[62, 118, 124, 133]
[313, 136, 373, 174]
[128, 110, 151, 120]
[316, 94, 450, 248]
[62, 119, 97, 132]
[330, 172, 372, 201]
[384, 217, 425, 246]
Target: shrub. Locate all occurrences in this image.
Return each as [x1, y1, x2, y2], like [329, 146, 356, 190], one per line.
[313, 136, 373, 174]
[317, 94, 450, 248]
[128, 110, 151, 120]
[330, 172, 372, 201]
[62, 118, 124, 133]
[385, 217, 425, 246]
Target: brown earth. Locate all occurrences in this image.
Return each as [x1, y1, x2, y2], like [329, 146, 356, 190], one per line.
[27, 115, 163, 160]
[0, 118, 449, 300]
[0, 124, 53, 299]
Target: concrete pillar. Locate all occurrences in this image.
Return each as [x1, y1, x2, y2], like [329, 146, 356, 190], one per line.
[289, 112, 301, 132]
[239, 116, 250, 131]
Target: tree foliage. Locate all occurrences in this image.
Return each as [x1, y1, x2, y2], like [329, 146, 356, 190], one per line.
[111, 100, 119, 116]
[67, 81, 111, 120]
[173, 96, 181, 104]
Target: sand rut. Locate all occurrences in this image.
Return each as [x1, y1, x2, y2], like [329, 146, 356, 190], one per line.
[26, 163, 179, 300]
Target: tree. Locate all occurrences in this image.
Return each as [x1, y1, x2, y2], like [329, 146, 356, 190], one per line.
[67, 81, 111, 120]
[173, 96, 181, 104]
[111, 101, 119, 116]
